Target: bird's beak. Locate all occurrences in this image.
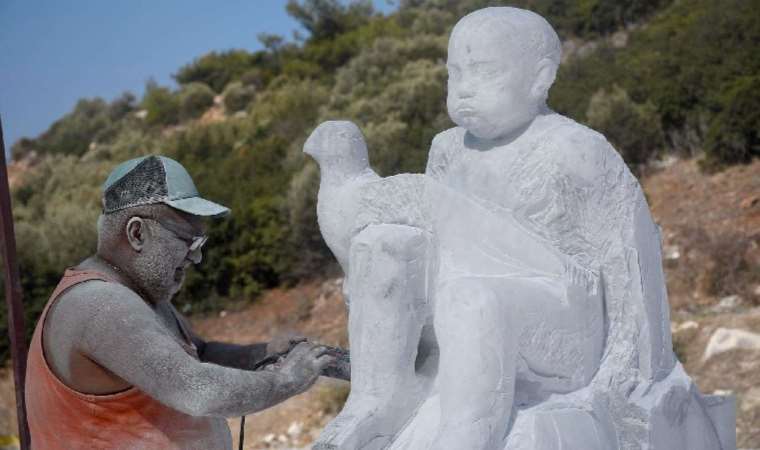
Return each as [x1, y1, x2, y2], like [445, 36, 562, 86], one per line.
[303, 130, 320, 158]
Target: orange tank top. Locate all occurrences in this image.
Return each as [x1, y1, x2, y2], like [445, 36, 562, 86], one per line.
[25, 268, 229, 450]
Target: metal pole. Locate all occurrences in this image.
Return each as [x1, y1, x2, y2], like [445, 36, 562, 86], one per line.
[0, 115, 31, 449]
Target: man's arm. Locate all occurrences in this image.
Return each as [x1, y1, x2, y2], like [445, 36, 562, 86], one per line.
[179, 311, 305, 370]
[196, 340, 268, 370]
[175, 310, 269, 370]
[71, 281, 331, 418]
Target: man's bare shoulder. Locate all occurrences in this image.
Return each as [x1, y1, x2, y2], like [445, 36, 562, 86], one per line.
[51, 281, 155, 339]
[545, 115, 626, 182]
[57, 280, 146, 311]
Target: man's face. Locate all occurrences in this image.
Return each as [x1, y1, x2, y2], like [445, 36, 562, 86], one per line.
[446, 23, 539, 141]
[133, 209, 206, 302]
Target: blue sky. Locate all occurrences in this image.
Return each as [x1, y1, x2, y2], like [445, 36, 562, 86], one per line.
[0, 0, 395, 153]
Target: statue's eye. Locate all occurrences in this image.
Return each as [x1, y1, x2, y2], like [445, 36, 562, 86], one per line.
[471, 63, 499, 77]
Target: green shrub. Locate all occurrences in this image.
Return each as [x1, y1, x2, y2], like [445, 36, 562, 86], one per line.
[142, 81, 180, 127]
[174, 50, 258, 93]
[286, 163, 334, 278]
[239, 68, 265, 89]
[11, 98, 110, 158]
[222, 81, 256, 113]
[108, 92, 137, 121]
[178, 82, 215, 121]
[586, 85, 665, 172]
[703, 76, 760, 169]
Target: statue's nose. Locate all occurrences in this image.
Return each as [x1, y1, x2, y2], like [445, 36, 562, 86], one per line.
[457, 85, 475, 99]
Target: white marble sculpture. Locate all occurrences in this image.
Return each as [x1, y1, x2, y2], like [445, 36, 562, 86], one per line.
[305, 7, 735, 450]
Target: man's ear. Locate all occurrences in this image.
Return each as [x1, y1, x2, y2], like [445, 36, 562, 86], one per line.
[126, 217, 146, 252]
[531, 58, 558, 103]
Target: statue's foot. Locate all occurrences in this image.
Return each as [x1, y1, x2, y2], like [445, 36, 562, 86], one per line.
[313, 395, 407, 450]
[314, 409, 391, 450]
[431, 420, 493, 450]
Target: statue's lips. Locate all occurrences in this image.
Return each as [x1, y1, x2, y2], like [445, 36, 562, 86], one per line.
[455, 107, 477, 117]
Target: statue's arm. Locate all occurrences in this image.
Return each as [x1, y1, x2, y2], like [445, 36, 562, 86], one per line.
[555, 127, 610, 186]
[73, 282, 329, 417]
[424, 129, 457, 180]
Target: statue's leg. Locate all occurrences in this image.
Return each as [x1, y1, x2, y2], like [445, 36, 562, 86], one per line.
[431, 277, 518, 450]
[315, 224, 430, 450]
[431, 274, 604, 450]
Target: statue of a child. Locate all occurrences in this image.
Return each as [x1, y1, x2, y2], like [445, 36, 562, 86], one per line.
[312, 7, 732, 450]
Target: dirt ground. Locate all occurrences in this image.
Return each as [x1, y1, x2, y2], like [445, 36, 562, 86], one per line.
[645, 157, 760, 447]
[1, 156, 758, 448]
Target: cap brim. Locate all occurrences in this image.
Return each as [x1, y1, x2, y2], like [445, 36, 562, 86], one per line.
[165, 197, 230, 218]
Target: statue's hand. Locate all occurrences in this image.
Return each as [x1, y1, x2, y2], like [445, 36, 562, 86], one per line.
[277, 342, 334, 394]
[266, 333, 307, 358]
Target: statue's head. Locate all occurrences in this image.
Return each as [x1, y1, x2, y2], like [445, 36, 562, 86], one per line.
[97, 155, 229, 303]
[304, 120, 369, 173]
[447, 7, 561, 141]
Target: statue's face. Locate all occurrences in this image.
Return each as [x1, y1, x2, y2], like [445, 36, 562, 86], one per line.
[447, 24, 539, 141]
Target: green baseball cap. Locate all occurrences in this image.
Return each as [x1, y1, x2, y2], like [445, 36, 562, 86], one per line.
[102, 155, 230, 217]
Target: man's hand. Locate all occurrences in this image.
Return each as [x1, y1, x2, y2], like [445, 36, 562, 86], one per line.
[266, 333, 307, 358]
[277, 342, 335, 395]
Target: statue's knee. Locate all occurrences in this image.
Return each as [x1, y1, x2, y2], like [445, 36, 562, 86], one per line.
[349, 224, 428, 298]
[351, 224, 427, 264]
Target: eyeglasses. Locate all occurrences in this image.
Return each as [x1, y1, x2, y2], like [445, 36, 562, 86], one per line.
[143, 218, 208, 253]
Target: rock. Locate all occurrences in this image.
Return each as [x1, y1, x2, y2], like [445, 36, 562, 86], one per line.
[703, 327, 760, 362]
[712, 389, 734, 396]
[663, 245, 681, 260]
[740, 386, 760, 412]
[739, 194, 759, 209]
[710, 295, 744, 313]
[672, 321, 699, 334]
[610, 30, 629, 48]
[287, 421, 303, 437]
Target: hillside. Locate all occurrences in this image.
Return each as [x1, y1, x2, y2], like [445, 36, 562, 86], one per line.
[3, 1, 759, 353]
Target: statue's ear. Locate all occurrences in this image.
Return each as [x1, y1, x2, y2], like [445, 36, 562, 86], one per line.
[126, 217, 146, 252]
[531, 58, 558, 103]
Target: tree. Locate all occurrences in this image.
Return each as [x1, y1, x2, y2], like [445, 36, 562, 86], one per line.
[286, 0, 374, 41]
[174, 50, 257, 93]
[142, 80, 180, 127]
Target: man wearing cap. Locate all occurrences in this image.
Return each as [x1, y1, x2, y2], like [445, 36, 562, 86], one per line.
[25, 155, 334, 449]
